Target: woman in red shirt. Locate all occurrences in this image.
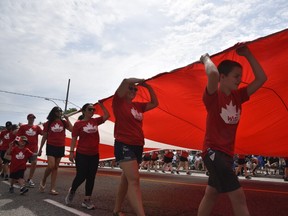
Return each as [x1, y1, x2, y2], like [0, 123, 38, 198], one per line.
[38, 106, 72, 195]
[65, 102, 110, 209]
[112, 78, 158, 216]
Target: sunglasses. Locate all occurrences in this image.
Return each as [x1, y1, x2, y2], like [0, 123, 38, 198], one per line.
[129, 86, 138, 92]
[87, 108, 95, 112]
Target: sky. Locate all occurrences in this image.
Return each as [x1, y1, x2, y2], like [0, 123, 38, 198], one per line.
[0, 0, 287, 126]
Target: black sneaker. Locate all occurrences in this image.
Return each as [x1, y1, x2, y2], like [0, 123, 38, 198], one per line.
[284, 177, 288, 182]
[20, 186, 29, 195]
[245, 176, 252, 180]
[176, 171, 180, 174]
[9, 186, 14, 193]
[4, 175, 9, 181]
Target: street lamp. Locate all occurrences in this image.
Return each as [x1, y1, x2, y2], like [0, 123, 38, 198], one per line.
[45, 98, 60, 107]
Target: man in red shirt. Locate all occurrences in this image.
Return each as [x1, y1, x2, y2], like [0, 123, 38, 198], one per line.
[17, 114, 43, 187]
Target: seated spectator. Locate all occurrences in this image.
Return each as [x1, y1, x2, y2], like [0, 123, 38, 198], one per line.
[284, 157, 288, 181]
[265, 156, 279, 175]
[194, 152, 204, 171]
[235, 154, 251, 179]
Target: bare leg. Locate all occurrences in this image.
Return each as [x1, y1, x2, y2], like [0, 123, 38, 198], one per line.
[197, 185, 218, 216]
[28, 160, 37, 180]
[50, 157, 61, 191]
[227, 187, 250, 216]
[114, 160, 145, 216]
[114, 172, 128, 213]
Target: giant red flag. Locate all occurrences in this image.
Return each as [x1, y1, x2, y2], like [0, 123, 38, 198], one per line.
[94, 28, 288, 158]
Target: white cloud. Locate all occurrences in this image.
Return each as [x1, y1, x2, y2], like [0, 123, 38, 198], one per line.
[0, 0, 287, 124]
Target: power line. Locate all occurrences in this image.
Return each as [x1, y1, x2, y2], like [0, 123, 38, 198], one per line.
[0, 89, 81, 108]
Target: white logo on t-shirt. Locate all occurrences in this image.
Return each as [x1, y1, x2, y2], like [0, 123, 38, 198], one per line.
[16, 151, 25, 160]
[51, 123, 64, 132]
[26, 128, 36, 136]
[4, 133, 10, 140]
[220, 101, 240, 124]
[131, 107, 143, 121]
[83, 123, 97, 133]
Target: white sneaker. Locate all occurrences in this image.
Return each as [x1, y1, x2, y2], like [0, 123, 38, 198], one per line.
[28, 179, 35, 188]
[81, 199, 95, 210]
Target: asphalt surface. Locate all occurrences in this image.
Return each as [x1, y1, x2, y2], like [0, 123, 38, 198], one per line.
[0, 166, 288, 216]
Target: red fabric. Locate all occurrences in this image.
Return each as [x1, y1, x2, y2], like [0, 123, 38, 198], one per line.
[17, 124, 43, 152]
[93, 28, 288, 158]
[72, 117, 104, 155]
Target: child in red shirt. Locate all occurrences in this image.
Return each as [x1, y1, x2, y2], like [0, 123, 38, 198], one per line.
[6, 136, 33, 194]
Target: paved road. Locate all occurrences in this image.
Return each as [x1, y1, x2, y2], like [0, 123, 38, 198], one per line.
[1, 167, 288, 216]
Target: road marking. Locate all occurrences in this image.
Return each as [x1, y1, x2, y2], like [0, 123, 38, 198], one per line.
[44, 199, 91, 216]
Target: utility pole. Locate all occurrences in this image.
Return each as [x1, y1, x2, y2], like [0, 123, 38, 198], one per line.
[64, 79, 70, 114]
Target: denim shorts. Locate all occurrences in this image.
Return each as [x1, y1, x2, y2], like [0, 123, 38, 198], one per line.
[114, 140, 143, 164]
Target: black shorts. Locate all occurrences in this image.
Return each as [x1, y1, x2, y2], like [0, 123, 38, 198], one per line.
[46, 144, 65, 158]
[180, 156, 188, 162]
[143, 156, 151, 161]
[0, 150, 10, 164]
[114, 140, 143, 164]
[164, 156, 173, 163]
[238, 158, 246, 165]
[285, 160, 288, 168]
[10, 169, 25, 180]
[204, 149, 240, 193]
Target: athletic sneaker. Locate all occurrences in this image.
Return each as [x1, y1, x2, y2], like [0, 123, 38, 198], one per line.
[81, 199, 95, 210]
[9, 186, 14, 193]
[20, 186, 29, 195]
[65, 188, 75, 205]
[245, 176, 252, 180]
[28, 179, 35, 188]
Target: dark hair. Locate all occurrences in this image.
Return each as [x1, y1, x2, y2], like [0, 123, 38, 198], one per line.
[81, 103, 94, 118]
[217, 60, 242, 76]
[47, 106, 62, 122]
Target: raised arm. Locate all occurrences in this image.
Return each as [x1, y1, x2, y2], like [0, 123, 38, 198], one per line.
[200, 53, 219, 95]
[98, 101, 110, 121]
[116, 78, 145, 97]
[236, 46, 267, 96]
[140, 82, 159, 111]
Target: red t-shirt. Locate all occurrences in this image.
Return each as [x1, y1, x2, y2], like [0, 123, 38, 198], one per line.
[151, 152, 159, 160]
[43, 120, 68, 147]
[112, 93, 147, 146]
[17, 124, 43, 153]
[165, 151, 174, 158]
[72, 117, 104, 155]
[0, 130, 16, 151]
[203, 87, 249, 156]
[181, 151, 189, 158]
[10, 146, 33, 173]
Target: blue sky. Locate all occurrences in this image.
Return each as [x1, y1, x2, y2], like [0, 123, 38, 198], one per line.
[0, 0, 287, 125]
